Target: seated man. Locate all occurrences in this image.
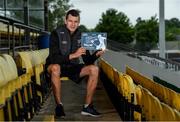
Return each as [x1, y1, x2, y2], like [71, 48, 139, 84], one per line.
[45, 9, 105, 118]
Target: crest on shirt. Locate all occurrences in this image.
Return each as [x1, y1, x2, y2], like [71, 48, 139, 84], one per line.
[62, 41, 67, 44]
[60, 31, 64, 34]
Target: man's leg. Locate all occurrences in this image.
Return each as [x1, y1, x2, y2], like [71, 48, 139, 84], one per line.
[47, 64, 65, 117]
[80, 64, 101, 117]
[47, 64, 61, 104]
[79, 65, 99, 105]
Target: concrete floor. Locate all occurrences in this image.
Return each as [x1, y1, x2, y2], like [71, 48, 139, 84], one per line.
[32, 79, 121, 121]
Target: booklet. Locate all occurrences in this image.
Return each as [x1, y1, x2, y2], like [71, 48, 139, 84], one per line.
[81, 32, 107, 50]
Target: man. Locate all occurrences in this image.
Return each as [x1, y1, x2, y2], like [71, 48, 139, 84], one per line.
[45, 9, 105, 118]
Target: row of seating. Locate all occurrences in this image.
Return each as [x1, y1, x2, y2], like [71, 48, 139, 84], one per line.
[16, 49, 50, 106]
[98, 58, 180, 121]
[0, 54, 31, 121]
[126, 66, 180, 111]
[140, 85, 180, 120]
[99, 59, 139, 120]
[0, 48, 49, 121]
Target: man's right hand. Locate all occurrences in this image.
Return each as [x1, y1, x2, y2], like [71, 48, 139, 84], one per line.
[69, 47, 86, 60]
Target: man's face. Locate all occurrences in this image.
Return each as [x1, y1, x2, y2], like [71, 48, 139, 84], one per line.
[65, 14, 80, 33]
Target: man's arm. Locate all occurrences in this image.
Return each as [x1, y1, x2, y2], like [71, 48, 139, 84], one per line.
[69, 47, 86, 60]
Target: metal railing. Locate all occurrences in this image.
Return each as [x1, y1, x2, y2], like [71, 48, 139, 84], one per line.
[0, 18, 10, 54]
[0, 17, 49, 57]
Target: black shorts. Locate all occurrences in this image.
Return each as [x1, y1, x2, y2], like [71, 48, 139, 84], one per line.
[45, 63, 85, 83]
[61, 64, 85, 83]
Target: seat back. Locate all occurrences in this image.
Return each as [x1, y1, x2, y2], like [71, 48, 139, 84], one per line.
[118, 73, 136, 103]
[1, 54, 18, 79]
[16, 52, 33, 75]
[0, 56, 13, 82]
[29, 51, 42, 67]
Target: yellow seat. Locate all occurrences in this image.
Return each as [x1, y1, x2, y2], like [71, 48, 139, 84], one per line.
[37, 48, 49, 65]
[161, 103, 176, 121]
[140, 87, 178, 121]
[133, 85, 143, 121]
[118, 73, 136, 103]
[0, 56, 14, 121]
[141, 87, 152, 120]
[1, 54, 19, 94]
[174, 109, 180, 120]
[1, 54, 31, 120]
[29, 51, 45, 104]
[106, 64, 114, 83]
[16, 52, 33, 76]
[11, 53, 34, 120]
[113, 68, 119, 87]
[99, 59, 114, 84]
[150, 95, 163, 120]
[60, 77, 69, 81]
[116, 72, 124, 96]
[99, 59, 108, 73]
[0, 68, 6, 121]
[0, 57, 12, 100]
[169, 90, 180, 111]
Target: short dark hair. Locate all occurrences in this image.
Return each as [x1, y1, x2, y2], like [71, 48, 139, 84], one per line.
[66, 9, 80, 20]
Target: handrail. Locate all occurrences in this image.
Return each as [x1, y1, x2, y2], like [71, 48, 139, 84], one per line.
[0, 47, 10, 51]
[0, 18, 10, 24]
[13, 22, 50, 34]
[14, 45, 31, 50]
[40, 30, 50, 34]
[0, 15, 44, 30]
[13, 22, 40, 32]
[0, 15, 23, 25]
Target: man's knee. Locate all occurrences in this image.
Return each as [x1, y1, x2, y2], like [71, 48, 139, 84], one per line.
[49, 64, 61, 76]
[89, 65, 99, 76]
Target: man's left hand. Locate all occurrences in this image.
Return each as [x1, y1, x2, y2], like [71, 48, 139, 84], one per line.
[96, 50, 105, 57]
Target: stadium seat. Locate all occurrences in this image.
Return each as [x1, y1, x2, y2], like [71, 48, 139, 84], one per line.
[113, 68, 119, 87]
[16, 52, 33, 76]
[135, 85, 142, 106]
[141, 87, 153, 120]
[37, 48, 49, 65]
[0, 67, 6, 121]
[149, 95, 163, 120]
[118, 73, 136, 103]
[106, 63, 114, 84]
[99, 59, 114, 84]
[134, 85, 142, 121]
[0, 56, 13, 121]
[5, 54, 35, 120]
[29, 51, 46, 104]
[161, 102, 176, 121]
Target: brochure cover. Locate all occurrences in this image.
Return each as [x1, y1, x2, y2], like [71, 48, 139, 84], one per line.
[81, 32, 107, 50]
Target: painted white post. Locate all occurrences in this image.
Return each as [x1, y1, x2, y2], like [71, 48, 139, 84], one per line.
[159, 0, 166, 58]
